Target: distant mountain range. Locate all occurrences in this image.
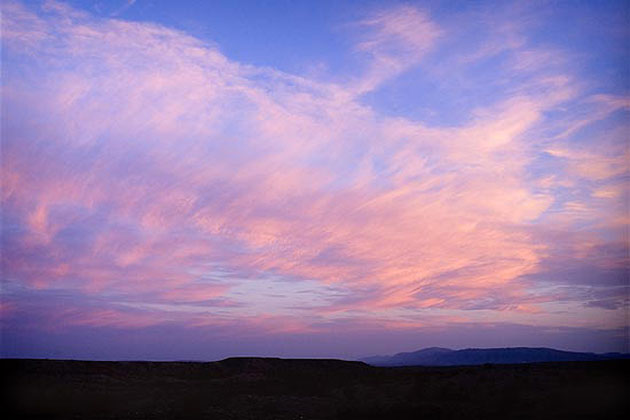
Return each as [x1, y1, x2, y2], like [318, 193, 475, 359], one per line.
[362, 347, 629, 367]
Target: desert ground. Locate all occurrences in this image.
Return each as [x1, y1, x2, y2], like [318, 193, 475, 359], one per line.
[2, 358, 628, 419]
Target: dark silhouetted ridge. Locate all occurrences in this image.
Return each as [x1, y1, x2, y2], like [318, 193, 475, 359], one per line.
[362, 346, 630, 366]
[217, 357, 370, 372]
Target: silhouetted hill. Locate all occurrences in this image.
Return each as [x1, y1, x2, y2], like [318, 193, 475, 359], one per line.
[362, 346, 629, 366]
[2, 358, 628, 419]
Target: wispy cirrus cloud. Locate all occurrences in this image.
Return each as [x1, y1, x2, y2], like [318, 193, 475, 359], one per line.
[350, 5, 442, 93]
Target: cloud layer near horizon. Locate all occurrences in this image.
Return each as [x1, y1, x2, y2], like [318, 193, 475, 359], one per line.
[1, 1, 628, 358]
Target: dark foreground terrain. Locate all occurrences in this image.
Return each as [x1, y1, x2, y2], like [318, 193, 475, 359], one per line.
[2, 358, 628, 419]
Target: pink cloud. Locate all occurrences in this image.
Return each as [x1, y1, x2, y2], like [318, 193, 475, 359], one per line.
[351, 5, 442, 93]
[1, 0, 627, 340]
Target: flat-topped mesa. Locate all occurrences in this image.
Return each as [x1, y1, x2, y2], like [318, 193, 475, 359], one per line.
[217, 357, 370, 371]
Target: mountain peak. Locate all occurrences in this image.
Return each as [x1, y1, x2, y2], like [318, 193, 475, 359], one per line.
[416, 347, 453, 353]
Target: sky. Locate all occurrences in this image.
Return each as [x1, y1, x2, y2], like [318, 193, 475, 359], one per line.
[1, 0, 628, 360]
